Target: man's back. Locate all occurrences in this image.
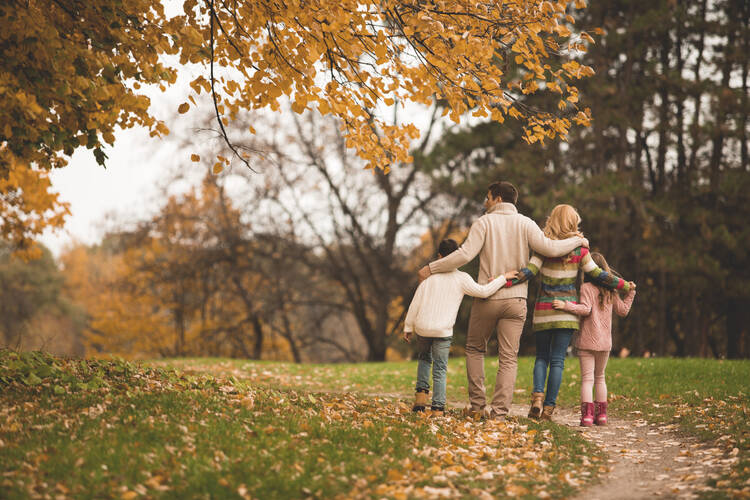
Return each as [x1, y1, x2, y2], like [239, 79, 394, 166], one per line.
[429, 203, 582, 300]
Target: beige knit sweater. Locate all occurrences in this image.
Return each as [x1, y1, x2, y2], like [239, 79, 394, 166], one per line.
[428, 203, 585, 300]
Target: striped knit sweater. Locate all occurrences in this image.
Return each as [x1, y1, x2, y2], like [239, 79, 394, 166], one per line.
[510, 247, 631, 332]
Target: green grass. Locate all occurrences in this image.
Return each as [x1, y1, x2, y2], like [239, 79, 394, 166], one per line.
[0, 350, 601, 499]
[157, 355, 750, 497]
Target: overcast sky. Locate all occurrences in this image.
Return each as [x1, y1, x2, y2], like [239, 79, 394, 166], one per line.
[38, 66, 209, 258]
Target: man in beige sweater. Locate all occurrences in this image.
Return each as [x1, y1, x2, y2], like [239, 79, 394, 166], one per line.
[418, 182, 587, 419]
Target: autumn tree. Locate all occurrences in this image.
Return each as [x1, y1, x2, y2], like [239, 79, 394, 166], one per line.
[194, 105, 488, 361]
[3, 0, 595, 172]
[0, 159, 69, 256]
[2, 0, 598, 245]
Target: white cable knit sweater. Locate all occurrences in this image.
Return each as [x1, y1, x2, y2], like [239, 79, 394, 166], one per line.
[404, 270, 509, 338]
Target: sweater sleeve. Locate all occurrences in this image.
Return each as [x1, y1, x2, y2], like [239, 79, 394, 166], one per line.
[526, 218, 585, 257]
[428, 218, 486, 274]
[580, 249, 631, 292]
[459, 272, 508, 299]
[404, 283, 426, 333]
[613, 289, 636, 317]
[563, 285, 595, 317]
[508, 254, 543, 287]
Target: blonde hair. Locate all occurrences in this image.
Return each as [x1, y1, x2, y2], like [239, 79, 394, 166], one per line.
[543, 204, 583, 240]
[590, 252, 617, 306]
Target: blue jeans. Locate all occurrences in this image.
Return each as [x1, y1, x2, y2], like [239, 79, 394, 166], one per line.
[415, 335, 452, 408]
[533, 329, 574, 407]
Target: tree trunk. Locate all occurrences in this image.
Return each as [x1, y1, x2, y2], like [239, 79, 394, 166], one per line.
[251, 316, 264, 359]
[726, 299, 743, 359]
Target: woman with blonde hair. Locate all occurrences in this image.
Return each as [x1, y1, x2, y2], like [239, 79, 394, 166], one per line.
[508, 204, 634, 421]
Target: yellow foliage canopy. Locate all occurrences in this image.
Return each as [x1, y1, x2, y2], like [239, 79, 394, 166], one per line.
[1, 1, 594, 247]
[0, 1, 179, 174]
[2, 0, 593, 175]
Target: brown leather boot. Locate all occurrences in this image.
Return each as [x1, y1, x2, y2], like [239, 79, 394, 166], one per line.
[412, 390, 429, 412]
[540, 405, 555, 421]
[461, 407, 483, 420]
[429, 405, 445, 417]
[528, 392, 544, 419]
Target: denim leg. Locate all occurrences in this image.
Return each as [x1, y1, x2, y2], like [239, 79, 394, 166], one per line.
[533, 331, 552, 394]
[430, 337, 452, 408]
[415, 335, 433, 393]
[542, 329, 574, 407]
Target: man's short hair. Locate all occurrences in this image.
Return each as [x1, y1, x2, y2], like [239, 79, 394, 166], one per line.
[438, 239, 459, 257]
[488, 181, 518, 205]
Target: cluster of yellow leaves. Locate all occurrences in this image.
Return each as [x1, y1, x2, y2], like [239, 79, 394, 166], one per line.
[177, 0, 596, 171]
[0, 1, 185, 250]
[0, 153, 69, 258]
[0, 1, 179, 175]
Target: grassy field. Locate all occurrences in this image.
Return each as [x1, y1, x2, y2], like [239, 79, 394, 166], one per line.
[1, 350, 747, 499]
[156, 355, 750, 497]
[0, 350, 599, 499]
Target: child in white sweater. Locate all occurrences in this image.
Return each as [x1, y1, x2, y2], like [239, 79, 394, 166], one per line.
[404, 239, 516, 414]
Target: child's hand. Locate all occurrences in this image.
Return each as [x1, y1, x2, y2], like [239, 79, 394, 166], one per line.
[403, 331, 412, 343]
[504, 270, 519, 280]
[551, 300, 566, 310]
[629, 281, 637, 290]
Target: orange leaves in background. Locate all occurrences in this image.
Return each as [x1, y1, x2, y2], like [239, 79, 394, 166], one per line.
[0, 154, 69, 258]
[60, 244, 174, 359]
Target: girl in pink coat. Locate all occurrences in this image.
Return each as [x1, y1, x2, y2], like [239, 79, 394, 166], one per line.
[551, 252, 636, 426]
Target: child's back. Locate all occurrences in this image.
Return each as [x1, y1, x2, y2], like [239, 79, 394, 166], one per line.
[405, 270, 508, 338]
[569, 282, 636, 352]
[405, 238, 513, 414]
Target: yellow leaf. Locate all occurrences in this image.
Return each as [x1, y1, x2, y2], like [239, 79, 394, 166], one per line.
[291, 100, 306, 114]
[190, 154, 200, 162]
[178, 103, 190, 114]
[386, 469, 403, 481]
[213, 162, 224, 174]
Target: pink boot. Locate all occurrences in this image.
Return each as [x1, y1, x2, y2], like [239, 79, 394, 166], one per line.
[580, 402, 594, 427]
[595, 401, 608, 426]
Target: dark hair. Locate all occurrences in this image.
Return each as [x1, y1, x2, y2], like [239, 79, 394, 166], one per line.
[438, 239, 459, 257]
[488, 181, 518, 205]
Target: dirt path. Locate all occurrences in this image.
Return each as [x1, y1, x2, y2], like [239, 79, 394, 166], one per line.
[503, 403, 732, 499]
[372, 393, 733, 498]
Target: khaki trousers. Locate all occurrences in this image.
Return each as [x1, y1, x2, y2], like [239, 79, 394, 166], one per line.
[465, 297, 527, 417]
